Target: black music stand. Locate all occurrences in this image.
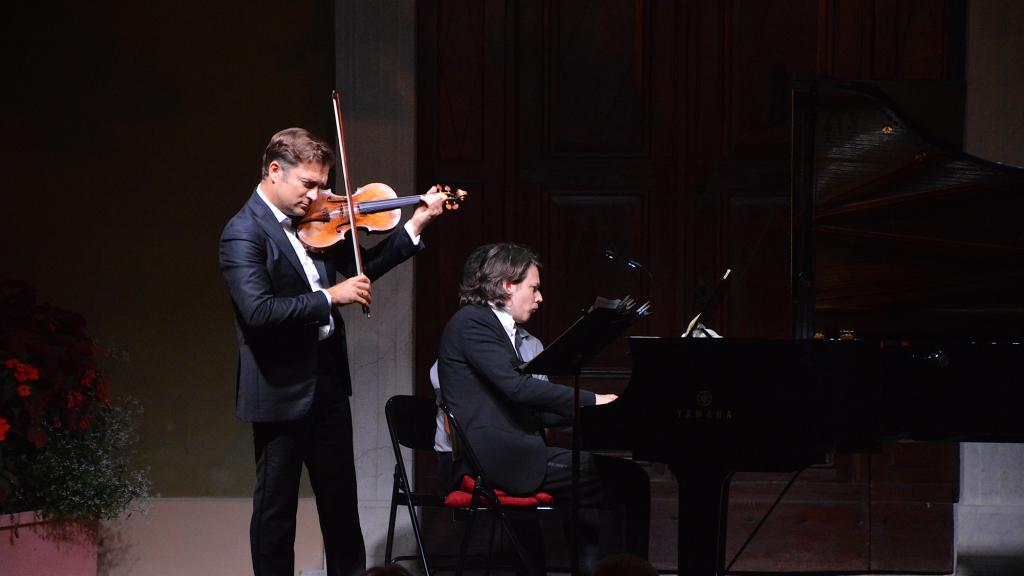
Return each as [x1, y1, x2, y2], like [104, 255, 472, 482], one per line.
[518, 296, 648, 575]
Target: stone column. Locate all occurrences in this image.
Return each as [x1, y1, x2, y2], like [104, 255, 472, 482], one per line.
[959, 1, 1024, 573]
[335, 0, 420, 568]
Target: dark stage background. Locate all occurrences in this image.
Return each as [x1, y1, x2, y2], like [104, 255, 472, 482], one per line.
[1, 1, 335, 497]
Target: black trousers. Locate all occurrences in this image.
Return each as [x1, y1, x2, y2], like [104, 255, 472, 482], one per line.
[251, 386, 365, 576]
[545, 449, 649, 575]
[487, 448, 650, 576]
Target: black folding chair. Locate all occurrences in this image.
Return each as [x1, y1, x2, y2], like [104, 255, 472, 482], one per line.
[383, 395, 447, 575]
[439, 401, 544, 576]
[383, 395, 545, 576]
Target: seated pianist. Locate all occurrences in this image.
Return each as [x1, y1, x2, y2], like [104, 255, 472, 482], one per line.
[430, 244, 548, 483]
[436, 242, 650, 576]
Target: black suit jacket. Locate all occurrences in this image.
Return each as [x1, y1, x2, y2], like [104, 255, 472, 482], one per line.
[437, 304, 595, 494]
[220, 190, 421, 422]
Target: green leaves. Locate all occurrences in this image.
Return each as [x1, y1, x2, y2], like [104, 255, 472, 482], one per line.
[13, 399, 151, 521]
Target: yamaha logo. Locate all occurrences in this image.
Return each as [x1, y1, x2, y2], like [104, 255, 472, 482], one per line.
[696, 390, 713, 408]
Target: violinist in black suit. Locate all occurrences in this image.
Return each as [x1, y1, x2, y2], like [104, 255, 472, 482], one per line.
[437, 243, 650, 576]
[219, 127, 447, 576]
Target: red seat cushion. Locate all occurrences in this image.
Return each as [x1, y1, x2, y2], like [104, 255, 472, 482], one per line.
[443, 475, 554, 508]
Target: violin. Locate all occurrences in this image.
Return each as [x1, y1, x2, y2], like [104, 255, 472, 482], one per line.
[320, 89, 466, 316]
[296, 183, 468, 252]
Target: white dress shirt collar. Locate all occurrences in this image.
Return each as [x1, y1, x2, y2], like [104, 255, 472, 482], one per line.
[256, 185, 290, 226]
[489, 305, 517, 345]
[255, 184, 334, 341]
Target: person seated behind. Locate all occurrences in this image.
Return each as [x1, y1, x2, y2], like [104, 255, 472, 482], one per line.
[430, 243, 548, 482]
[430, 325, 545, 481]
[437, 242, 650, 576]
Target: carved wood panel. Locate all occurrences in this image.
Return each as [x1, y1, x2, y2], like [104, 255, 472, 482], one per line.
[435, 0, 485, 162]
[729, 0, 819, 152]
[822, 0, 963, 80]
[546, 0, 649, 157]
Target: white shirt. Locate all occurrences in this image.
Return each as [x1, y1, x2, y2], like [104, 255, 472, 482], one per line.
[490, 306, 518, 352]
[257, 186, 335, 340]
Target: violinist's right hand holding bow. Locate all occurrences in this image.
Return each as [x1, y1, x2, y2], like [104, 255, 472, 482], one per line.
[327, 274, 372, 307]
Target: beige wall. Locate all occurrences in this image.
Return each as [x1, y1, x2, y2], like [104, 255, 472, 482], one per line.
[957, 0, 1024, 570]
[99, 498, 420, 576]
[100, 500, 322, 576]
[337, 0, 420, 569]
[964, 0, 1024, 166]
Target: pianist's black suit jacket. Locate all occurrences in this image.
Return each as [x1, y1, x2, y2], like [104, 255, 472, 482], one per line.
[219, 190, 421, 422]
[438, 303, 595, 494]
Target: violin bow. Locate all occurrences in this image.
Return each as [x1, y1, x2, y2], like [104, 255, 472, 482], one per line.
[331, 90, 370, 317]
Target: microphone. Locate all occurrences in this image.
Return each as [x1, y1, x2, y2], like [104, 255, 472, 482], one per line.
[604, 249, 655, 305]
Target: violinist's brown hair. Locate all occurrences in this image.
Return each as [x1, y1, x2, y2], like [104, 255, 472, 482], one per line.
[261, 127, 335, 178]
[459, 243, 541, 307]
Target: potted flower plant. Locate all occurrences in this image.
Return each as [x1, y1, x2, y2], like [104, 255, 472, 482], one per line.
[0, 280, 150, 573]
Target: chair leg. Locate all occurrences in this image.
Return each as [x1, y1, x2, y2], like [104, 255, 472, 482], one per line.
[386, 466, 433, 576]
[403, 492, 432, 576]
[456, 508, 480, 576]
[385, 475, 399, 564]
[484, 514, 497, 576]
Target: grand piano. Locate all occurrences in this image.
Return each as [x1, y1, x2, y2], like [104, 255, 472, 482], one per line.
[582, 81, 1024, 576]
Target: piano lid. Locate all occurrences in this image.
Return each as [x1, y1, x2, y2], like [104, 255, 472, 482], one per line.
[792, 81, 1024, 340]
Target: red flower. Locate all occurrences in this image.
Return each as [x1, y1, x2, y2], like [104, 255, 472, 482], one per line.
[4, 358, 40, 382]
[67, 391, 86, 410]
[0, 418, 10, 442]
[81, 368, 97, 388]
[17, 384, 31, 397]
[78, 415, 92, 431]
[52, 415, 62, 429]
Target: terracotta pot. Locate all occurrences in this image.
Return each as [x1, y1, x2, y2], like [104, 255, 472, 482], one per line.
[0, 511, 98, 576]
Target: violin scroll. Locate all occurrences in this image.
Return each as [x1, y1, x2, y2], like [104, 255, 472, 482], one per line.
[437, 184, 469, 211]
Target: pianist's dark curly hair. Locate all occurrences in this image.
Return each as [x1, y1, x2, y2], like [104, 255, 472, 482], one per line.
[459, 243, 542, 307]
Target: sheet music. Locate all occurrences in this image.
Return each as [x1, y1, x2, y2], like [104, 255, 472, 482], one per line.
[681, 268, 730, 337]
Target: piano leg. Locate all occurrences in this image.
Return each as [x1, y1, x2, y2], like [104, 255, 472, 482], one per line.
[669, 463, 733, 576]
